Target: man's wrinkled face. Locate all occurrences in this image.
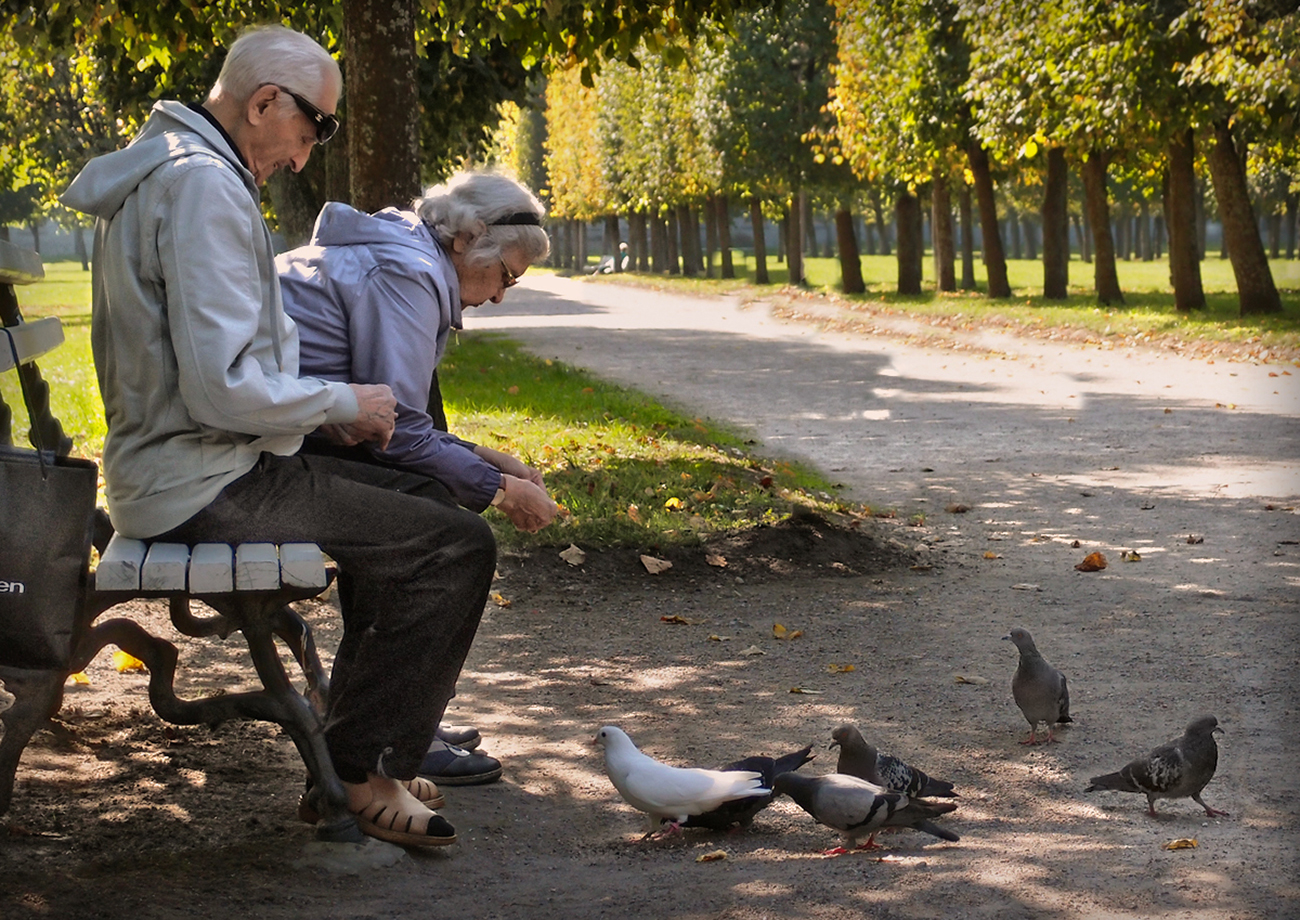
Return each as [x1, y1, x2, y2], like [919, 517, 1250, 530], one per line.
[243, 83, 337, 186]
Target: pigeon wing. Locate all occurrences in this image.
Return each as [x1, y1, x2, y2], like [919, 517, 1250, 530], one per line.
[622, 762, 765, 816]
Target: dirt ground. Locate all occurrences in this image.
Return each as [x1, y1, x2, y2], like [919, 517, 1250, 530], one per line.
[3, 284, 1298, 920]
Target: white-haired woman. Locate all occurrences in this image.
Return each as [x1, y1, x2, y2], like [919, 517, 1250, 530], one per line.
[277, 171, 559, 790]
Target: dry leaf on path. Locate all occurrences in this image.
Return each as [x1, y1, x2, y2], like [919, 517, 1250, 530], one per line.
[910, 564, 933, 573]
[773, 623, 803, 640]
[1121, 551, 1142, 562]
[67, 672, 91, 686]
[1187, 535, 1204, 545]
[1164, 838, 1198, 850]
[740, 645, 766, 656]
[827, 663, 855, 674]
[559, 544, 586, 566]
[1075, 551, 1108, 572]
[946, 503, 970, 513]
[705, 553, 728, 568]
[1011, 583, 1041, 591]
[789, 687, 823, 694]
[983, 551, 1003, 559]
[707, 634, 732, 642]
[696, 850, 728, 863]
[641, 555, 672, 574]
[112, 650, 146, 672]
[490, 592, 512, 608]
[660, 614, 696, 625]
[954, 674, 988, 685]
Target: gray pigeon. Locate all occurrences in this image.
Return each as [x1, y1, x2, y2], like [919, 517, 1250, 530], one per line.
[1085, 715, 1228, 817]
[831, 724, 957, 798]
[1004, 627, 1072, 744]
[681, 744, 816, 831]
[773, 772, 959, 854]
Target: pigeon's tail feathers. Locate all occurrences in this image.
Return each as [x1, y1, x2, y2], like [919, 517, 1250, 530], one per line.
[1085, 770, 1138, 794]
[913, 820, 960, 842]
[1058, 675, 1073, 723]
[773, 744, 817, 776]
[920, 776, 958, 798]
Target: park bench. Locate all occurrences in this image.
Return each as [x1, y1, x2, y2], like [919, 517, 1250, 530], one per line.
[0, 238, 361, 842]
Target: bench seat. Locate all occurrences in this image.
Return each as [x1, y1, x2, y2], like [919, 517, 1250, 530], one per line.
[95, 535, 329, 593]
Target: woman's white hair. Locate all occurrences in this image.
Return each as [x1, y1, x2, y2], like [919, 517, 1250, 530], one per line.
[415, 171, 550, 269]
[207, 25, 341, 113]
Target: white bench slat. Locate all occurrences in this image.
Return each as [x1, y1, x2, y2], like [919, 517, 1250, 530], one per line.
[141, 543, 190, 591]
[235, 543, 281, 590]
[280, 542, 327, 589]
[0, 317, 65, 372]
[188, 543, 234, 594]
[0, 239, 44, 286]
[96, 535, 148, 591]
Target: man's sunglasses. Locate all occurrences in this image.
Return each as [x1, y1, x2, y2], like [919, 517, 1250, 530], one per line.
[264, 83, 339, 144]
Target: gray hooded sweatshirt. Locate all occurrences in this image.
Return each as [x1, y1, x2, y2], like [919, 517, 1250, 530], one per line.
[62, 101, 358, 538]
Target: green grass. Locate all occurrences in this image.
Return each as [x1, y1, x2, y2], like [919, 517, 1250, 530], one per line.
[574, 250, 1300, 360]
[2, 261, 849, 550]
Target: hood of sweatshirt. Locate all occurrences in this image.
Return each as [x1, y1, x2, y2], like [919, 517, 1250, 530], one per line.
[307, 202, 463, 330]
[61, 101, 255, 220]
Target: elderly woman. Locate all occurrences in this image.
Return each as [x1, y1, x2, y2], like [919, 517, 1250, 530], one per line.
[276, 171, 558, 798]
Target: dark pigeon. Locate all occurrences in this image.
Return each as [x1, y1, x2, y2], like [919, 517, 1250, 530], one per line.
[681, 744, 817, 830]
[1086, 715, 1228, 817]
[831, 724, 957, 798]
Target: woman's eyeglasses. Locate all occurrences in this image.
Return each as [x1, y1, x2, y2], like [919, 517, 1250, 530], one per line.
[263, 83, 340, 144]
[499, 256, 520, 289]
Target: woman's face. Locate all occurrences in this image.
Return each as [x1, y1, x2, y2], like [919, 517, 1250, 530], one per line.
[453, 240, 527, 308]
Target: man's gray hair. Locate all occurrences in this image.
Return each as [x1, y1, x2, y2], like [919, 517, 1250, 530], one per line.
[416, 171, 550, 269]
[208, 25, 341, 108]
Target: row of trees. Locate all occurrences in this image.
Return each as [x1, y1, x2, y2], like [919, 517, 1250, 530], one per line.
[536, 0, 1299, 314]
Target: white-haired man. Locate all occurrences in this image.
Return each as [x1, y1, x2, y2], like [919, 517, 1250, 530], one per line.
[62, 25, 482, 849]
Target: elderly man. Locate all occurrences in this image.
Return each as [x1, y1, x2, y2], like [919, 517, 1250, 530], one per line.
[62, 25, 484, 848]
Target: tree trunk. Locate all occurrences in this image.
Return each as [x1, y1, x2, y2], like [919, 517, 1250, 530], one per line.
[1268, 212, 1281, 259]
[863, 217, 878, 255]
[267, 168, 322, 248]
[325, 121, 350, 204]
[787, 196, 805, 286]
[677, 205, 696, 277]
[717, 195, 735, 279]
[1165, 128, 1206, 312]
[835, 207, 865, 295]
[870, 186, 891, 255]
[1081, 149, 1124, 305]
[1140, 200, 1153, 261]
[802, 194, 816, 257]
[704, 196, 717, 278]
[632, 210, 649, 271]
[1080, 188, 1093, 262]
[345, 0, 420, 211]
[650, 209, 666, 273]
[749, 198, 769, 284]
[967, 142, 1011, 297]
[1072, 214, 1087, 262]
[1042, 147, 1069, 299]
[28, 222, 40, 253]
[959, 183, 976, 290]
[666, 210, 680, 274]
[895, 189, 923, 295]
[1008, 208, 1022, 259]
[931, 172, 956, 292]
[1285, 192, 1298, 259]
[1154, 215, 1164, 258]
[604, 214, 621, 272]
[1206, 120, 1281, 315]
[1195, 178, 1208, 260]
[74, 225, 89, 271]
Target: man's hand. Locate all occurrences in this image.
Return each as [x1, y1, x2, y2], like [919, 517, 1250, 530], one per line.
[495, 474, 559, 533]
[342, 383, 397, 450]
[475, 445, 546, 489]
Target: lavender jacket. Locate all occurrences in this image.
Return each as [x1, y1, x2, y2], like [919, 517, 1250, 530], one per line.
[277, 203, 502, 511]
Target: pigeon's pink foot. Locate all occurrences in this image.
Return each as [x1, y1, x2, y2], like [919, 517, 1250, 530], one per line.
[820, 846, 849, 857]
[853, 835, 883, 851]
[1203, 806, 1229, 818]
[1146, 805, 1160, 817]
[1019, 732, 1042, 745]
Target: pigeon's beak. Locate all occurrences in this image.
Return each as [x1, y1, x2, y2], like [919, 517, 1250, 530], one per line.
[828, 740, 840, 750]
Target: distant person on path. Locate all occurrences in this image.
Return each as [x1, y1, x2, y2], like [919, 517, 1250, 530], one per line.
[61, 24, 483, 848]
[277, 170, 559, 784]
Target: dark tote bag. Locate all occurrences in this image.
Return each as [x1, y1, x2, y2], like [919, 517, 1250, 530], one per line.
[0, 327, 99, 670]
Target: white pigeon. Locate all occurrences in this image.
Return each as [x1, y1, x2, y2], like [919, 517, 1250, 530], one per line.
[593, 725, 770, 837]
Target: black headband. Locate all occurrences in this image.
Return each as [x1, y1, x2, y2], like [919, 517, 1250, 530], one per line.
[490, 212, 543, 226]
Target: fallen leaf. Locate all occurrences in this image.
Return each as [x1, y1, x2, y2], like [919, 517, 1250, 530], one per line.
[707, 634, 732, 642]
[1186, 535, 1204, 544]
[954, 674, 989, 685]
[559, 544, 587, 566]
[506, 385, 519, 395]
[664, 497, 683, 510]
[696, 849, 729, 863]
[112, 650, 146, 672]
[773, 623, 803, 640]
[945, 503, 970, 513]
[705, 553, 728, 567]
[641, 555, 672, 574]
[740, 645, 766, 656]
[589, 677, 609, 686]
[66, 671, 91, 685]
[1164, 407, 1173, 414]
[909, 564, 934, 573]
[1075, 551, 1108, 572]
[1163, 838, 1198, 850]
[1121, 551, 1142, 562]
[627, 503, 642, 523]
[490, 592, 512, 608]
[827, 663, 856, 674]
[660, 614, 695, 625]
[789, 687, 823, 694]
[1071, 539, 1082, 548]
[983, 551, 1003, 559]
[1011, 583, 1041, 591]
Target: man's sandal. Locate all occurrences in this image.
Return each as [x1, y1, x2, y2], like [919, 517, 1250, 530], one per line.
[353, 799, 457, 848]
[297, 776, 445, 824]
